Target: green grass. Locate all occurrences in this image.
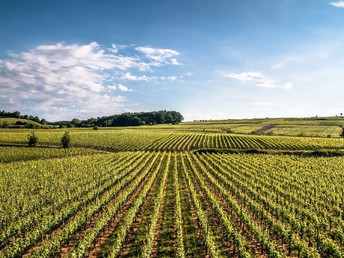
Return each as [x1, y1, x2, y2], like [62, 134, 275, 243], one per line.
[0, 118, 47, 128]
[267, 125, 342, 138]
[0, 146, 101, 163]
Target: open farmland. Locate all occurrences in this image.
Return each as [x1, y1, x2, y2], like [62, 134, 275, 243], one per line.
[3, 0, 344, 256]
[1, 120, 344, 257]
[1, 127, 344, 151]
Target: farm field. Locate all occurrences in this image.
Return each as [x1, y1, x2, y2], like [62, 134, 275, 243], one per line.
[3, 0, 344, 257]
[1, 150, 344, 257]
[0, 146, 100, 163]
[1, 119, 344, 257]
[150, 117, 344, 137]
[1, 128, 344, 151]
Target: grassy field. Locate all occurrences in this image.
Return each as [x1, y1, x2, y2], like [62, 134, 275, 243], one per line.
[0, 118, 49, 129]
[1, 118, 344, 257]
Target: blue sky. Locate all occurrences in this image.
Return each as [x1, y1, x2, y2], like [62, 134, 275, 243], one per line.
[1, 0, 344, 121]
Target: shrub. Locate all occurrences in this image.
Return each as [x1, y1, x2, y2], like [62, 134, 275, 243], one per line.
[28, 132, 38, 147]
[61, 132, 71, 148]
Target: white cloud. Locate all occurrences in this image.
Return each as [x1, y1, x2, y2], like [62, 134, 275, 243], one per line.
[329, 1, 344, 7]
[171, 58, 180, 65]
[107, 85, 117, 91]
[109, 43, 128, 53]
[0, 42, 180, 120]
[117, 84, 132, 92]
[225, 72, 265, 82]
[225, 72, 277, 88]
[122, 72, 150, 81]
[135, 46, 180, 65]
[226, 72, 294, 90]
[160, 76, 177, 80]
[107, 84, 133, 92]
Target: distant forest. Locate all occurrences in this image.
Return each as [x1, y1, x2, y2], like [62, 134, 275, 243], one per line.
[52, 110, 184, 128]
[1, 109, 183, 128]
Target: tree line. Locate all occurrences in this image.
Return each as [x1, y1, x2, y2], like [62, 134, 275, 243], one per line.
[1, 110, 183, 128]
[51, 110, 184, 128]
[0, 110, 46, 124]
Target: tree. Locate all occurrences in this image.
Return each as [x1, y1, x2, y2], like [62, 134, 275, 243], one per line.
[71, 118, 81, 127]
[341, 127, 344, 138]
[28, 132, 38, 147]
[131, 116, 142, 126]
[61, 132, 71, 148]
[33, 116, 40, 123]
[14, 111, 21, 118]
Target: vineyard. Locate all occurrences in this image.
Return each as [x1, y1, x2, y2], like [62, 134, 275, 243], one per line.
[0, 146, 99, 163]
[0, 148, 344, 257]
[1, 129, 344, 151]
[1, 123, 344, 257]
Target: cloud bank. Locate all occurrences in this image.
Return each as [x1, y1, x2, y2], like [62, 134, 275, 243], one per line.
[0, 42, 180, 120]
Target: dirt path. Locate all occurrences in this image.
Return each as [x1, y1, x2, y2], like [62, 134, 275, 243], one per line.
[253, 124, 276, 135]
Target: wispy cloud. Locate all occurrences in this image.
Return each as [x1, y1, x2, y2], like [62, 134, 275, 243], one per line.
[135, 47, 180, 65]
[329, 1, 344, 7]
[107, 84, 133, 92]
[109, 43, 129, 53]
[121, 72, 151, 81]
[117, 84, 133, 92]
[120, 73, 180, 82]
[225, 72, 293, 90]
[0, 42, 180, 120]
[225, 72, 277, 88]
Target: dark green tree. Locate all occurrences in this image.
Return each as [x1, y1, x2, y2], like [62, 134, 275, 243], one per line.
[14, 111, 21, 118]
[71, 118, 81, 127]
[341, 127, 344, 138]
[61, 132, 71, 148]
[33, 116, 40, 123]
[28, 132, 38, 147]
